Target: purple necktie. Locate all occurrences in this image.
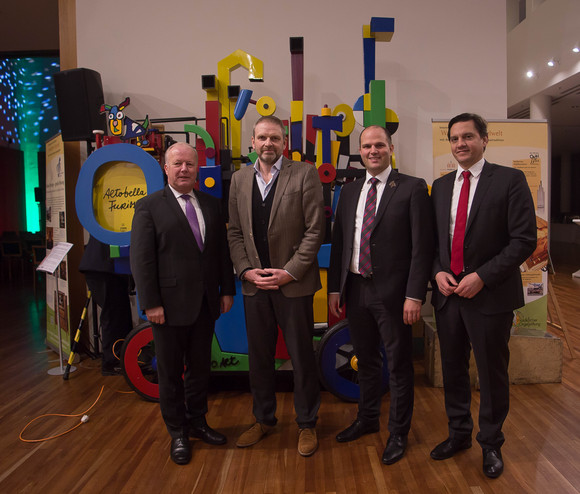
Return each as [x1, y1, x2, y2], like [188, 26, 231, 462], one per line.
[450, 171, 471, 275]
[359, 177, 378, 278]
[180, 194, 204, 250]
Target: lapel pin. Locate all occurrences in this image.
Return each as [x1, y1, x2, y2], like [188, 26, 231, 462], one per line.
[388, 180, 396, 188]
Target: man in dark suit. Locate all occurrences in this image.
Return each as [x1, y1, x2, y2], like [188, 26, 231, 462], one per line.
[328, 125, 433, 465]
[227, 115, 325, 457]
[430, 113, 536, 478]
[130, 142, 235, 465]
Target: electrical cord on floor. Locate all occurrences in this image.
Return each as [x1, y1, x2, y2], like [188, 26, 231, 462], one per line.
[19, 385, 105, 443]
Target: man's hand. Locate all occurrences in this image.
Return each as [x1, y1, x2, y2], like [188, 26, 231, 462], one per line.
[454, 272, 484, 299]
[403, 298, 422, 326]
[145, 306, 165, 325]
[328, 293, 342, 319]
[245, 268, 293, 290]
[435, 271, 458, 297]
[220, 295, 234, 314]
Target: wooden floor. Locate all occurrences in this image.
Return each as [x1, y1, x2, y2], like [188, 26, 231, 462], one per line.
[1, 265, 579, 494]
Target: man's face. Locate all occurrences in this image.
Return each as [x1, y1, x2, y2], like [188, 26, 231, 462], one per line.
[164, 144, 198, 194]
[449, 120, 488, 169]
[252, 121, 286, 166]
[359, 127, 394, 176]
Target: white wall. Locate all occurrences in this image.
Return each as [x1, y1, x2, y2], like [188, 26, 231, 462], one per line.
[76, 0, 506, 183]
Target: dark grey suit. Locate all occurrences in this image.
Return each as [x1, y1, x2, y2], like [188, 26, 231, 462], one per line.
[431, 161, 536, 449]
[131, 185, 235, 437]
[328, 169, 434, 434]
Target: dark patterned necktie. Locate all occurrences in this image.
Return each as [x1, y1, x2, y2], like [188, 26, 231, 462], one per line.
[181, 194, 204, 250]
[359, 177, 379, 278]
[450, 170, 471, 275]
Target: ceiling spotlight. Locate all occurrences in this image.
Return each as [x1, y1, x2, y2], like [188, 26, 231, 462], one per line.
[526, 70, 535, 78]
[547, 58, 559, 67]
[573, 47, 580, 53]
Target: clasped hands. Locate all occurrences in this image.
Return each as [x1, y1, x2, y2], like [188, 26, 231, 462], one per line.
[243, 268, 293, 290]
[435, 271, 484, 299]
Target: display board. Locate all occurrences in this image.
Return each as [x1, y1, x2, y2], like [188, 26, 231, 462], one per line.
[45, 134, 72, 354]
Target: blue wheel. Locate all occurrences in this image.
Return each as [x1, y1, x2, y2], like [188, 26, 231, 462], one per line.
[317, 320, 389, 402]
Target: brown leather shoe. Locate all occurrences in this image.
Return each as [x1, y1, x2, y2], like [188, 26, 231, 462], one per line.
[298, 428, 318, 457]
[236, 423, 272, 448]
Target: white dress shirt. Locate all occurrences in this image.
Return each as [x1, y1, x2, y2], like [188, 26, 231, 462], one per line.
[350, 166, 392, 273]
[449, 157, 484, 245]
[168, 184, 206, 242]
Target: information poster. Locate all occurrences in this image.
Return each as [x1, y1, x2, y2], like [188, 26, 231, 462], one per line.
[432, 120, 549, 336]
[45, 134, 72, 355]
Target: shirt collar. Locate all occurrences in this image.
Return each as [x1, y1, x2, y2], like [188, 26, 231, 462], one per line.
[456, 158, 485, 181]
[168, 184, 193, 199]
[254, 155, 283, 174]
[365, 165, 392, 184]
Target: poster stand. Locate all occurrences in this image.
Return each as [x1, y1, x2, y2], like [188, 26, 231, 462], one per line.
[546, 253, 575, 359]
[37, 242, 78, 375]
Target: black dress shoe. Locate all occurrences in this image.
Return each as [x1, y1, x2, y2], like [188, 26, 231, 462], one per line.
[170, 437, 191, 465]
[483, 449, 503, 478]
[430, 437, 472, 460]
[190, 424, 227, 445]
[382, 434, 407, 465]
[336, 419, 380, 443]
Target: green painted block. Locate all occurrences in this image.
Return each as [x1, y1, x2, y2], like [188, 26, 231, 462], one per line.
[369, 80, 386, 127]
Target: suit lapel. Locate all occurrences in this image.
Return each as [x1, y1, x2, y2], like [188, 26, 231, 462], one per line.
[268, 157, 292, 227]
[373, 169, 399, 229]
[240, 165, 255, 233]
[166, 186, 201, 250]
[343, 178, 364, 247]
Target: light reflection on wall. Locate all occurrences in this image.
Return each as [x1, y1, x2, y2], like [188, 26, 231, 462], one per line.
[0, 57, 61, 232]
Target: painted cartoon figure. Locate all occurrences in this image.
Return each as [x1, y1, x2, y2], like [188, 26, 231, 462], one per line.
[100, 97, 150, 146]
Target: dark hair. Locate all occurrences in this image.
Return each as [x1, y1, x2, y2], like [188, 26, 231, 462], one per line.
[359, 125, 392, 147]
[252, 115, 286, 137]
[447, 113, 488, 140]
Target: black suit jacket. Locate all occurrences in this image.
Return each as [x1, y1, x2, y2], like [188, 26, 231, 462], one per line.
[130, 185, 235, 326]
[328, 169, 434, 310]
[431, 161, 536, 314]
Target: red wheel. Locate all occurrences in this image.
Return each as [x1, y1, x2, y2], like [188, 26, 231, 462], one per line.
[120, 322, 159, 401]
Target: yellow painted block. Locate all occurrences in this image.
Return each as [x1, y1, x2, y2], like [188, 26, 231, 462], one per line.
[316, 131, 323, 167]
[291, 101, 304, 122]
[385, 108, 399, 124]
[362, 25, 374, 38]
[374, 32, 394, 42]
[217, 50, 264, 158]
[332, 103, 355, 137]
[93, 161, 146, 233]
[364, 93, 371, 111]
[313, 269, 328, 324]
[256, 96, 276, 116]
[331, 140, 340, 167]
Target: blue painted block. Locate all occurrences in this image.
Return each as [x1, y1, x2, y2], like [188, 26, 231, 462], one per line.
[370, 17, 394, 33]
[199, 165, 222, 198]
[214, 279, 248, 354]
[317, 243, 331, 268]
[363, 37, 376, 94]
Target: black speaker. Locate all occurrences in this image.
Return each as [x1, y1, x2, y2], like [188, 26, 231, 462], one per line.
[52, 68, 107, 141]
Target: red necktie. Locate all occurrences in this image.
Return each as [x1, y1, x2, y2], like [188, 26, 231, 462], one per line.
[359, 177, 378, 278]
[450, 170, 471, 276]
